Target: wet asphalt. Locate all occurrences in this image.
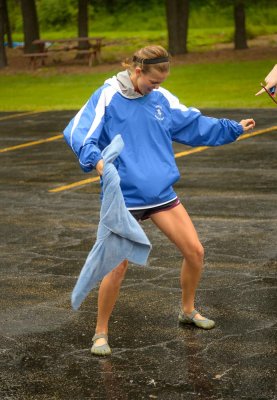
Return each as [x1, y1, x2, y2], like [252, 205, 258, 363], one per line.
[0, 109, 276, 400]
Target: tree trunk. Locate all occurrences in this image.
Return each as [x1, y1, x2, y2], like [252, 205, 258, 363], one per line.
[20, 0, 40, 53]
[78, 0, 89, 50]
[165, 0, 189, 55]
[0, 0, 8, 67]
[3, 0, 12, 47]
[234, 0, 248, 49]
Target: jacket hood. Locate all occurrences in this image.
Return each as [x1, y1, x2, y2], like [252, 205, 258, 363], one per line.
[104, 70, 143, 99]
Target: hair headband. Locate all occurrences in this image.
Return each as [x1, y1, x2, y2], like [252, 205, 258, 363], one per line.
[133, 55, 169, 64]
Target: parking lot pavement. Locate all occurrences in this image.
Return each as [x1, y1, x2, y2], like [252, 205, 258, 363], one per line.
[0, 109, 276, 399]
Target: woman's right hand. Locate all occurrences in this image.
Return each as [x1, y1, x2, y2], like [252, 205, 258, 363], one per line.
[239, 119, 255, 132]
[96, 159, 104, 176]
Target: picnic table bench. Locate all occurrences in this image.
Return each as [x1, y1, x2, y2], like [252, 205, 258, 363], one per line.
[23, 37, 105, 69]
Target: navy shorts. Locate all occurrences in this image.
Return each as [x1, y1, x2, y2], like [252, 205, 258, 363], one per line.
[129, 198, 180, 221]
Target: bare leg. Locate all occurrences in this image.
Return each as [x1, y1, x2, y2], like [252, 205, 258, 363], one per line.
[94, 260, 128, 347]
[151, 203, 206, 320]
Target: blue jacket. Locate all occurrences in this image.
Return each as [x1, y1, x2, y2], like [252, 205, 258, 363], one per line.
[71, 135, 152, 310]
[64, 71, 244, 208]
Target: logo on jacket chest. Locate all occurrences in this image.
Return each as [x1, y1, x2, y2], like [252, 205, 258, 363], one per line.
[154, 105, 165, 121]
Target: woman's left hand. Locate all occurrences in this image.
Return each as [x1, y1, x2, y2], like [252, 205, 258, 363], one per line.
[96, 159, 104, 176]
[239, 118, 255, 132]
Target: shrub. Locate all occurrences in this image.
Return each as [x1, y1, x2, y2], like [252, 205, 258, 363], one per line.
[37, 0, 77, 29]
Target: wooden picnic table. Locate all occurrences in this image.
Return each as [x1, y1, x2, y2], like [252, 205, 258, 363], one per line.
[23, 37, 105, 68]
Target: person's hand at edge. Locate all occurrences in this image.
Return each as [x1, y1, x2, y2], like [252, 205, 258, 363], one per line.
[255, 64, 277, 97]
[239, 119, 255, 132]
[96, 159, 104, 176]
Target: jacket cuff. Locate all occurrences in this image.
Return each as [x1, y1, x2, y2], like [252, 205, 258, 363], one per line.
[93, 153, 103, 168]
[237, 124, 244, 135]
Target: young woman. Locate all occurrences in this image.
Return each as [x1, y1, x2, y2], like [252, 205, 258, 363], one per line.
[64, 45, 255, 356]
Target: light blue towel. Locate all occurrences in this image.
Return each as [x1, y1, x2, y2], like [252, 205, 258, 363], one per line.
[71, 135, 152, 310]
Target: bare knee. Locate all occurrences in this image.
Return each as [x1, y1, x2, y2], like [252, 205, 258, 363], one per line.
[196, 243, 204, 263]
[109, 260, 128, 285]
[183, 242, 204, 267]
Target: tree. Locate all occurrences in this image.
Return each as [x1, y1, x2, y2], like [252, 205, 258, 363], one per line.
[3, 0, 12, 48]
[165, 0, 190, 55]
[0, 0, 7, 67]
[78, 0, 89, 50]
[20, 0, 40, 53]
[234, 0, 248, 49]
[212, 0, 248, 50]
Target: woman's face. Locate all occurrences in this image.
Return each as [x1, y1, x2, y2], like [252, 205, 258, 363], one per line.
[132, 67, 169, 95]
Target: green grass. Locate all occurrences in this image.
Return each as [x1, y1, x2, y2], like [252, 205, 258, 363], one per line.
[11, 24, 277, 55]
[1, 59, 276, 111]
[164, 60, 277, 109]
[5, 3, 276, 111]
[0, 73, 116, 111]
[9, 0, 277, 33]
[9, 1, 277, 53]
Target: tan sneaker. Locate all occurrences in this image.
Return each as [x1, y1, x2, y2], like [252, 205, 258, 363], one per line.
[178, 309, 215, 330]
[91, 333, 112, 356]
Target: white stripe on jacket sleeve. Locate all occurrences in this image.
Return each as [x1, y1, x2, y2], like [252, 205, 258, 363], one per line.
[70, 101, 88, 154]
[83, 85, 117, 146]
[158, 87, 200, 113]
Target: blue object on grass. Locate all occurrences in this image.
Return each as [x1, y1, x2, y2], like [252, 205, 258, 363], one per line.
[4, 42, 24, 48]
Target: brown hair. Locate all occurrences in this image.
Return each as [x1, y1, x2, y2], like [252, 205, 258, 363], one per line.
[122, 45, 170, 74]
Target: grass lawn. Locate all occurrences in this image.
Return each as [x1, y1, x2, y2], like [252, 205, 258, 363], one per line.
[165, 59, 277, 109]
[4, 1, 276, 111]
[0, 59, 276, 111]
